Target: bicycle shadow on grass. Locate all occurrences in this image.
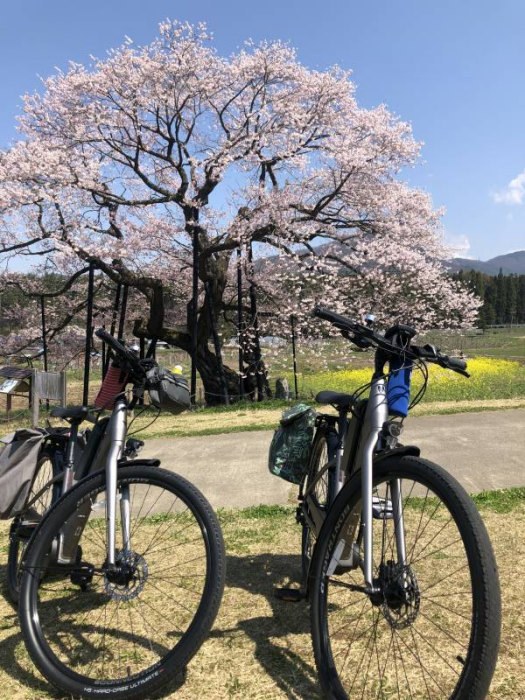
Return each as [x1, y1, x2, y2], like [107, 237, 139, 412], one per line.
[212, 553, 322, 700]
[0, 564, 186, 698]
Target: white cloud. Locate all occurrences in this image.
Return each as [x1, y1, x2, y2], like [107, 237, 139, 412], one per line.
[444, 232, 471, 258]
[492, 169, 525, 205]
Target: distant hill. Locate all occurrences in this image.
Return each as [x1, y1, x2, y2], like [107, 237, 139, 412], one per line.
[256, 246, 525, 276]
[446, 250, 525, 275]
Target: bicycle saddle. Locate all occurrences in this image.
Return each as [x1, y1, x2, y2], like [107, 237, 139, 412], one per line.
[315, 390, 355, 410]
[50, 406, 90, 422]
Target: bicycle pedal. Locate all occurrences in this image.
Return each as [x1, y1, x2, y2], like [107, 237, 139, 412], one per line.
[274, 587, 305, 602]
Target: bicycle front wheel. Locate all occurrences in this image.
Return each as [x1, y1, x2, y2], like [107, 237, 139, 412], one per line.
[310, 455, 501, 699]
[19, 464, 225, 699]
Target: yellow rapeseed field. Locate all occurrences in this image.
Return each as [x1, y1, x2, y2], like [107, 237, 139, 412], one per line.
[292, 356, 525, 403]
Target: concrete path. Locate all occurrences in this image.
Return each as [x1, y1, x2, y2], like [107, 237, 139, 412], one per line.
[141, 409, 525, 508]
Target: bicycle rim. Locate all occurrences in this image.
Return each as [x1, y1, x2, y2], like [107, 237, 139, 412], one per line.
[20, 467, 220, 688]
[312, 459, 500, 699]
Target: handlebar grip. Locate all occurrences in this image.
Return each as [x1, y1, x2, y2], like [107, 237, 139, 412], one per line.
[444, 356, 467, 372]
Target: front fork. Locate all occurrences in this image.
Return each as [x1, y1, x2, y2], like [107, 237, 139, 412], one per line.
[328, 378, 407, 592]
[105, 399, 127, 567]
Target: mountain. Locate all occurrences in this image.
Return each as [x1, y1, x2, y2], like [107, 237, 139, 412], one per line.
[256, 246, 525, 276]
[446, 250, 525, 275]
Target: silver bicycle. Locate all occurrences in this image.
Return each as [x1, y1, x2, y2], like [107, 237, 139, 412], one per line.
[307, 308, 501, 699]
[18, 329, 226, 699]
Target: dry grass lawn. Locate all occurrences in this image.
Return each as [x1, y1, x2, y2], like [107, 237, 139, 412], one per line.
[0, 496, 522, 699]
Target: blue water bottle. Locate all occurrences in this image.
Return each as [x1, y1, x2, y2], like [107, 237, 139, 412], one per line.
[387, 355, 412, 417]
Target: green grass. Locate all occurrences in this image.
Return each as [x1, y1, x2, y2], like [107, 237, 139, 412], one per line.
[218, 504, 294, 521]
[472, 487, 525, 513]
[403, 487, 525, 514]
[216, 488, 525, 519]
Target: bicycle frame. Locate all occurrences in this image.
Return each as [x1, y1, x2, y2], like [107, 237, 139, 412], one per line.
[304, 375, 409, 594]
[55, 396, 129, 566]
[353, 377, 389, 590]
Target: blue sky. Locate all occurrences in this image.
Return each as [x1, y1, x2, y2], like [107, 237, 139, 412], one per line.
[1, 0, 523, 260]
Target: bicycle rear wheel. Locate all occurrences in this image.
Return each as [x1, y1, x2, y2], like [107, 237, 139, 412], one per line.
[19, 464, 225, 699]
[310, 455, 501, 699]
[7, 447, 61, 604]
[301, 431, 336, 579]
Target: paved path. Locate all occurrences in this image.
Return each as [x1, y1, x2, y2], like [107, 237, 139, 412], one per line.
[142, 409, 525, 508]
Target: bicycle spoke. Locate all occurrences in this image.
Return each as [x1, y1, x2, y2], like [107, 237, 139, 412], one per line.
[27, 474, 211, 683]
[318, 469, 479, 700]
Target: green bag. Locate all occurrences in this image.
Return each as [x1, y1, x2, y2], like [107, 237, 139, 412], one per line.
[268, 404, 316, 484]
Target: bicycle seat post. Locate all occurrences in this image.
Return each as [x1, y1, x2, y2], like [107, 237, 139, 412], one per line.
[62, 418, 80, 494]
[334, 406, 349, 495]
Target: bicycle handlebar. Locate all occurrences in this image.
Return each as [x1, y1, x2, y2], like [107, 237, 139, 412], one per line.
[95, 328, 146, 380]
[313, 306, 470, 377]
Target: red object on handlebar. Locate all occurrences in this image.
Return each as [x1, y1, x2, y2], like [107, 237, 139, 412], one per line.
[94, 364, 129, 410]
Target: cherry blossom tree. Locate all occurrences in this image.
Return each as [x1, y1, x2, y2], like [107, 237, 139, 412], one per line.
[0, 21, 480, 403]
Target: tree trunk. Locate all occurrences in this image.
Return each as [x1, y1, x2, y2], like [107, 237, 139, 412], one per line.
[133, 249, 272, 405]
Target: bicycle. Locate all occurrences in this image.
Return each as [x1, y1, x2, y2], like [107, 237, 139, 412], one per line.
[7, 376, 144, 604]
[17, 329, 226, 699]
[304, 307, 501, 699]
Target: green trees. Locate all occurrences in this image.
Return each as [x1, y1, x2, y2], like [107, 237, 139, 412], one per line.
[453, 269, 525, 327]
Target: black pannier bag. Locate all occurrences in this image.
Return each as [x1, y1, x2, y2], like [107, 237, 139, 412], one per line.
[147, 367, 191, 414]
[0, 428, 45, 519]
[268, 404, 316, 484]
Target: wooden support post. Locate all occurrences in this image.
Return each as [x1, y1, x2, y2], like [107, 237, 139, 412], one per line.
[104, 283, 121, 377]
[40, 295, 48, 373]
[190, 229, 199, 405]
[40, 295, 49, 410]
[290, 314, 299, 400]
[82, 262, 95, 407]
[248, 242, 264, 401]
[117, 284, 128, 341]
[31, 369, 39, 427]
[237, 247, 245, 400]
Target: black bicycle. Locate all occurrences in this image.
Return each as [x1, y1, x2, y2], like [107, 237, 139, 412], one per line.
[17, 330, 226, 699]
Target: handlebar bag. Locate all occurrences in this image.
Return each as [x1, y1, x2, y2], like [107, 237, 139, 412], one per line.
[147, 367, 191, 414]
[0, 428, 45, 519]
[268, 404, 316, 484]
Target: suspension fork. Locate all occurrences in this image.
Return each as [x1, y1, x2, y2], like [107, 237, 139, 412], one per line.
[120, 485, 131, 553]
[106, 398, 127, 567]
[390, 478, 407, 567]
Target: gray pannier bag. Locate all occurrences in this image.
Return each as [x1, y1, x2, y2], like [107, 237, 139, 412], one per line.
[0, 428, 45, 519]
[268, 404, 316, 484]
[147, 367, 191, 414]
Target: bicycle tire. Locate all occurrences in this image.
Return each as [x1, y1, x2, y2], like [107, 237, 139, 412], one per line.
[19, 464, 226, 699]
[301, 429, 336, 579]
[310, 455, 501, 699]
[6, 446, 61, 604]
